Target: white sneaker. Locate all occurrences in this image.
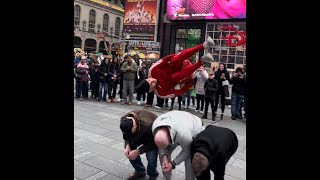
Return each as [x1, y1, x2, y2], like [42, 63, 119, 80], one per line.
[195, 109, 199, 112]
[117, 98, 122, 102]
[201, 53, 214, 63]
[200, 111, 204, 114]
[168, 99, 172, 103]
[137, 101, 141, 105]
[154, 105, 160, 109]
[203, 36, 215, 49]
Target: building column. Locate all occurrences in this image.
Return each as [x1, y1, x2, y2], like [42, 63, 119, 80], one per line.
[81, 38, 85, 50]
[96, 40, 100, 52]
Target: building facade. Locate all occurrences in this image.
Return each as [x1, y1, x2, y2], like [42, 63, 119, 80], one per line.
[74, 0, 125, 54]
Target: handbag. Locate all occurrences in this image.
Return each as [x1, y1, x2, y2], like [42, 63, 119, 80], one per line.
[224, 85, 230, 97]
[222, 80, 229, 86]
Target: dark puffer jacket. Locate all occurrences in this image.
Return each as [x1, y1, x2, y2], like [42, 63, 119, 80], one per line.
[191, 125, 238, 178]
[204, 78, 219, 99]
[230, 67, 246, 95]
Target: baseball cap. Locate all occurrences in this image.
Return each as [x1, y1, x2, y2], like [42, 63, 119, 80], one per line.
[120, 116, 133, 140]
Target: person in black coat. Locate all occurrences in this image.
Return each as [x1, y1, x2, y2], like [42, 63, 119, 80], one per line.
[202, 72, 219, 120]
[230, 67, 246, 120]
[107, 57, 121, 102]
[97, 58, 110, 101]
[136, 61, 149, 105]
[191, 125, 238, 180]
[89, 63, 100, 99]
[214, 63, 230, 120]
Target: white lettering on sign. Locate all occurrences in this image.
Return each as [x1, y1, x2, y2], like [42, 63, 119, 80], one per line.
[128, 41, 160, 47]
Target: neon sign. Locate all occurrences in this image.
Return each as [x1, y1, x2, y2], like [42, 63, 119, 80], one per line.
[221, 26, 246, 47]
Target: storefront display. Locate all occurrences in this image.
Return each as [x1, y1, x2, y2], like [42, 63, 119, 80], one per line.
[206, 22, 246, 70]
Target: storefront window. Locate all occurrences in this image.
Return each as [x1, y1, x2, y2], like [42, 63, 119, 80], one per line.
[175, 29, 201, 63]
[206, 22, 246, 69]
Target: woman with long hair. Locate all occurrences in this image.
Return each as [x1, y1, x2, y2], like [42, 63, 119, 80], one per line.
[214, 63, 230, 120]
[107, 57, 120, 102]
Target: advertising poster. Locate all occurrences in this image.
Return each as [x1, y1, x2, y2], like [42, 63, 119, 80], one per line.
[166, 0, 246, 20]
[124, 0, 158, 41]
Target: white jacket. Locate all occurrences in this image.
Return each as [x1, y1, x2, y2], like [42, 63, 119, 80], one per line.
[152, 111, 205, 165]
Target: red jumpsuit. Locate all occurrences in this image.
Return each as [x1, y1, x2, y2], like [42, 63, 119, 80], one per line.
[149, 44, 204, 98]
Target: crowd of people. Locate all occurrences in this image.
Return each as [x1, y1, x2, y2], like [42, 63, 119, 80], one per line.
[74, 50, 247, 121]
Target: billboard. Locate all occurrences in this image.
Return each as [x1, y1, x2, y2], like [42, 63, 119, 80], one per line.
[124, 0, 158, 41]
[166, 0, 246, 20]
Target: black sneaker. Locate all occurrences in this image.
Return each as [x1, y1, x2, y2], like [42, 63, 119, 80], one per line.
[201, 115, 207, 119]
[237, 115, 243, 119]
[221, 114, 224, 120]
[165, 103, 169, 107]
[170, 107, 173, 111]
[213, 112, 217, 118]
[231, 116, 236, 120]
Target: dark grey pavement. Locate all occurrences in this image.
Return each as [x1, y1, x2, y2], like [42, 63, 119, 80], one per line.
[74, 97, 246, 180]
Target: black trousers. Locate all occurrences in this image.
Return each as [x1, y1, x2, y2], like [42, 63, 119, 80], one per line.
[170, 96, 182, 110]
[137, 92, 146, 101]
[108, 81, 118, 99]
[196, 94, 205, 111]
[76, 81, 89, 98]
[146, 92, 154, 105]
[204, 97, 215, 115]
[156, 97, 164, 107]
[119, 78, 123, 99]
[215, 93, 226, 113]
[90, 81, 99, 98]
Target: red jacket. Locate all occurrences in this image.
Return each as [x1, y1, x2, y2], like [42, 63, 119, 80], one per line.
[149, 55, 194, 98]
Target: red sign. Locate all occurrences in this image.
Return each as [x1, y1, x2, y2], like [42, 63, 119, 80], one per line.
[221, 26, 246, 47]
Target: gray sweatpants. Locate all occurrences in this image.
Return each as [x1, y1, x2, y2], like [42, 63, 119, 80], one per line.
[159, 145, 195, 180]
[122, 80, 135, 102]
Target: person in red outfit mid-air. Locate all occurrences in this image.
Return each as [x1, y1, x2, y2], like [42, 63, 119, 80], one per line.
[135, 36, 215, 98]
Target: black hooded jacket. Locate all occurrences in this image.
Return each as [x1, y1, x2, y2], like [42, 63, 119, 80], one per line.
[191, 125, 238, 177]
[214, 64, 230, 94]
[230, 68, 246, 95]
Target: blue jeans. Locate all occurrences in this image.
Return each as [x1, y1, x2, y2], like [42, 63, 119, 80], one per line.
[182, 90, 191, 107]
[98, 82, 108, 100]
[231, 92, 244, 117]
[129, 149, 159, 178]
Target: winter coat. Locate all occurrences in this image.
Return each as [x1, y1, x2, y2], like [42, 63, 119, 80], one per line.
[152, 111, 205, 165]
[191, 125, 238, 177]
[194, 70, 209, 95]
[214, 69, 230, 95]
[76, 63, 89, 82]
[121, 61, 138, 81]
[121, 110, 158, 154]
[230, 74, 246, 95]
[98, 61, 109, 83]
[204, 78, 218, 99]
[89, 66, 99, 83]
[108, 61, 120, 85]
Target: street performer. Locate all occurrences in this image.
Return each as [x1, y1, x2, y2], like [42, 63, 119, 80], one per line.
[135, 36, 215, 98]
